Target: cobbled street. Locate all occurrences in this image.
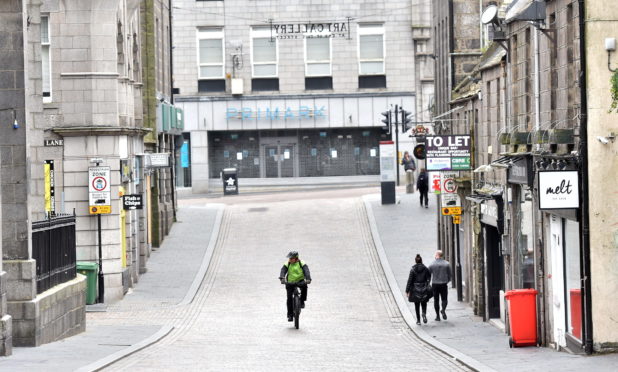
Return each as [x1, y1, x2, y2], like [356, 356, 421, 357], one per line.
[88, 190, 468, 371]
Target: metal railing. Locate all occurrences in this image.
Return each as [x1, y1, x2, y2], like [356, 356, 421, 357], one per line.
[32, 213, 77, 294]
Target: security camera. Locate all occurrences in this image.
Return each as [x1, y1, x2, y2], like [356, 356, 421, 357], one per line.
[597, 136, 609, 144]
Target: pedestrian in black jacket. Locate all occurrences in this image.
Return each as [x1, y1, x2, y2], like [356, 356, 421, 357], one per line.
[405, 254, 432, 325]
[416, 168, 429, 208]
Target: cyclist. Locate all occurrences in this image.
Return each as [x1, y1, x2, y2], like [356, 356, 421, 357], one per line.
[279, 251, 312, 322]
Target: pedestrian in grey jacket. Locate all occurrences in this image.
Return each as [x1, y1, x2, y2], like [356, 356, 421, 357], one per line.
[428, 250, 451, 321]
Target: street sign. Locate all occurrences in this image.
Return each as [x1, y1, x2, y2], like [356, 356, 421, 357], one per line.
[122, 194, 143, 210]
[441, 206, 462, 216]
[147, 153, 170, 168]
[440, 171, 461, 208]
[453, 215, 461, 224]
[89, 166, 111, 214]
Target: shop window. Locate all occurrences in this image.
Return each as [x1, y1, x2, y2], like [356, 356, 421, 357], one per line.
[41, 15, 52, 102]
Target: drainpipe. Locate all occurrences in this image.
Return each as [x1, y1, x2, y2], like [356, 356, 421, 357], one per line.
[577, 0, 593, 355]
[534, 28, 541, 146]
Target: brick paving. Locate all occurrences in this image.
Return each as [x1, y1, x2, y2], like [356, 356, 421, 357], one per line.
[105, 195, 469, 371]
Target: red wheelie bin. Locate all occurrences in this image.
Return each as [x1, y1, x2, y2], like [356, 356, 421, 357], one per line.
[505, 289, 539, 348]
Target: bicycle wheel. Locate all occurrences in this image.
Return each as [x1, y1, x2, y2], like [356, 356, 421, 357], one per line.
[293, 296, 301, 329]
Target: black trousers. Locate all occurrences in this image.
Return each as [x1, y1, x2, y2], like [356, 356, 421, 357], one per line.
[419, 190, 428, 206]
[432, 283, 448, 315]
[286, 283, 307, 316]
[414, 301, 428, 321]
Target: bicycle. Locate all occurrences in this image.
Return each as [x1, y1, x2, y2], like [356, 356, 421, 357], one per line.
[282, 280, 306, 329]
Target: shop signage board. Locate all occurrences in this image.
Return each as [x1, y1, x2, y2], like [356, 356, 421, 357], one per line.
[148, 153, 170, 168]
[270, 21, 351, 39]
[122, 194, 143, 210]
[89, 166, 111, 214]
[507, 157, 533, 186]
[425, 135, 471, 171]
[538, 170, 579, 210]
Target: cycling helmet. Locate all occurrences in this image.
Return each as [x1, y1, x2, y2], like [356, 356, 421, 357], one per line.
[287, 251, 299, 259]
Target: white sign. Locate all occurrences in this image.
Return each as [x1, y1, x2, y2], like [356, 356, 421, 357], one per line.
[148, 153, 170, 167]
[379, 141, 396, 182]
[440, 171, 460, 207]
[89, 166, 111, 213]
[427, 157, 452, 171]
[538, 171, 579, 209]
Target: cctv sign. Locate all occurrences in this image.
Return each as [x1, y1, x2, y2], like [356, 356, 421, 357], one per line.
[425, 135, 471, 171]
[89, 166, 111, 214]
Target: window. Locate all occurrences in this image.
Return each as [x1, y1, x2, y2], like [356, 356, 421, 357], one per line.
[358, 24, 385, 75]
[198, 28, 224, 79]
[305, 37, 331, 76]
[41, 15, 51, 102]
[251, 27, 278, 77]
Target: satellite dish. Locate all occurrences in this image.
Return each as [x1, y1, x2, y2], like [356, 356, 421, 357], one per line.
[481, 4, 499, 25]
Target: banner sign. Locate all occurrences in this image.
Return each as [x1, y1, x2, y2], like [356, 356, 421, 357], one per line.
[89, 166, 111, 214]
[538, 171, 579, 210]
[425, 135, 471, 171]
[44, 160, 55, 215]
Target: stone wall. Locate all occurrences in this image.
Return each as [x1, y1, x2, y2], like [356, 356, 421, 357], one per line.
[9, 275, 86, 347]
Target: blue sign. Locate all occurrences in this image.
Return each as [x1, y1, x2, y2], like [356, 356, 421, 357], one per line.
[226, 106, 327, 120]
[180, 141, 189, 168]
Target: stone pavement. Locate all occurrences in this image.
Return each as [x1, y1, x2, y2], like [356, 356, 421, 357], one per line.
[0, 203, 223, 372]
[364, 189, 618, 372]
[106, 195, 469, 371]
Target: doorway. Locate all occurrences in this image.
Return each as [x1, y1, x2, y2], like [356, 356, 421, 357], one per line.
[260, 137, 298, 178]
[484, 225, 504, 319]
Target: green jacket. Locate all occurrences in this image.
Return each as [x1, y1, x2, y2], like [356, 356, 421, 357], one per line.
[279, 260, 312, 283]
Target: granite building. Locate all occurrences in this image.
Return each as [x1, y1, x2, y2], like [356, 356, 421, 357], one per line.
[172, 0, 434, 193]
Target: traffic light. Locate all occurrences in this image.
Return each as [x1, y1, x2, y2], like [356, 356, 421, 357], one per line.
[380, 110, 391, 135]
[402, 110, 413, 132]
[413, 144, 426, 160]
[381, 110, 391, 127]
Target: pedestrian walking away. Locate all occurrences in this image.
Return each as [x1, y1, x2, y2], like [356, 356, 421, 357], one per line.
[401, 151, 416, 194]
[405, 254, 433, 325]
[416, 168, 429, 208]
[428, 250, 451, 321]
[279, 251, 312, 322]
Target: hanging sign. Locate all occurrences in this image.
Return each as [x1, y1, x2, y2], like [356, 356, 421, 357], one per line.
[425, 135, 471, 171]
[122, 194, 143, 210]
[89, 166, 111, 214]
[538, 171, 579, 210]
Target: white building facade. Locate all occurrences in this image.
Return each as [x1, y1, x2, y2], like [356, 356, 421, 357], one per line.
[172, 0, 434, 193]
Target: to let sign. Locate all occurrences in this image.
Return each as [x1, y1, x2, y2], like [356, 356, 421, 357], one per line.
[538, 171, 579, 210]
[425, 135, 471, 171]
[122, 194, 143, 210]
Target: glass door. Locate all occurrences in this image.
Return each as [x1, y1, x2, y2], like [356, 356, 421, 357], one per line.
[280, 145, 295, 178]
[265, 145, 279, 178]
